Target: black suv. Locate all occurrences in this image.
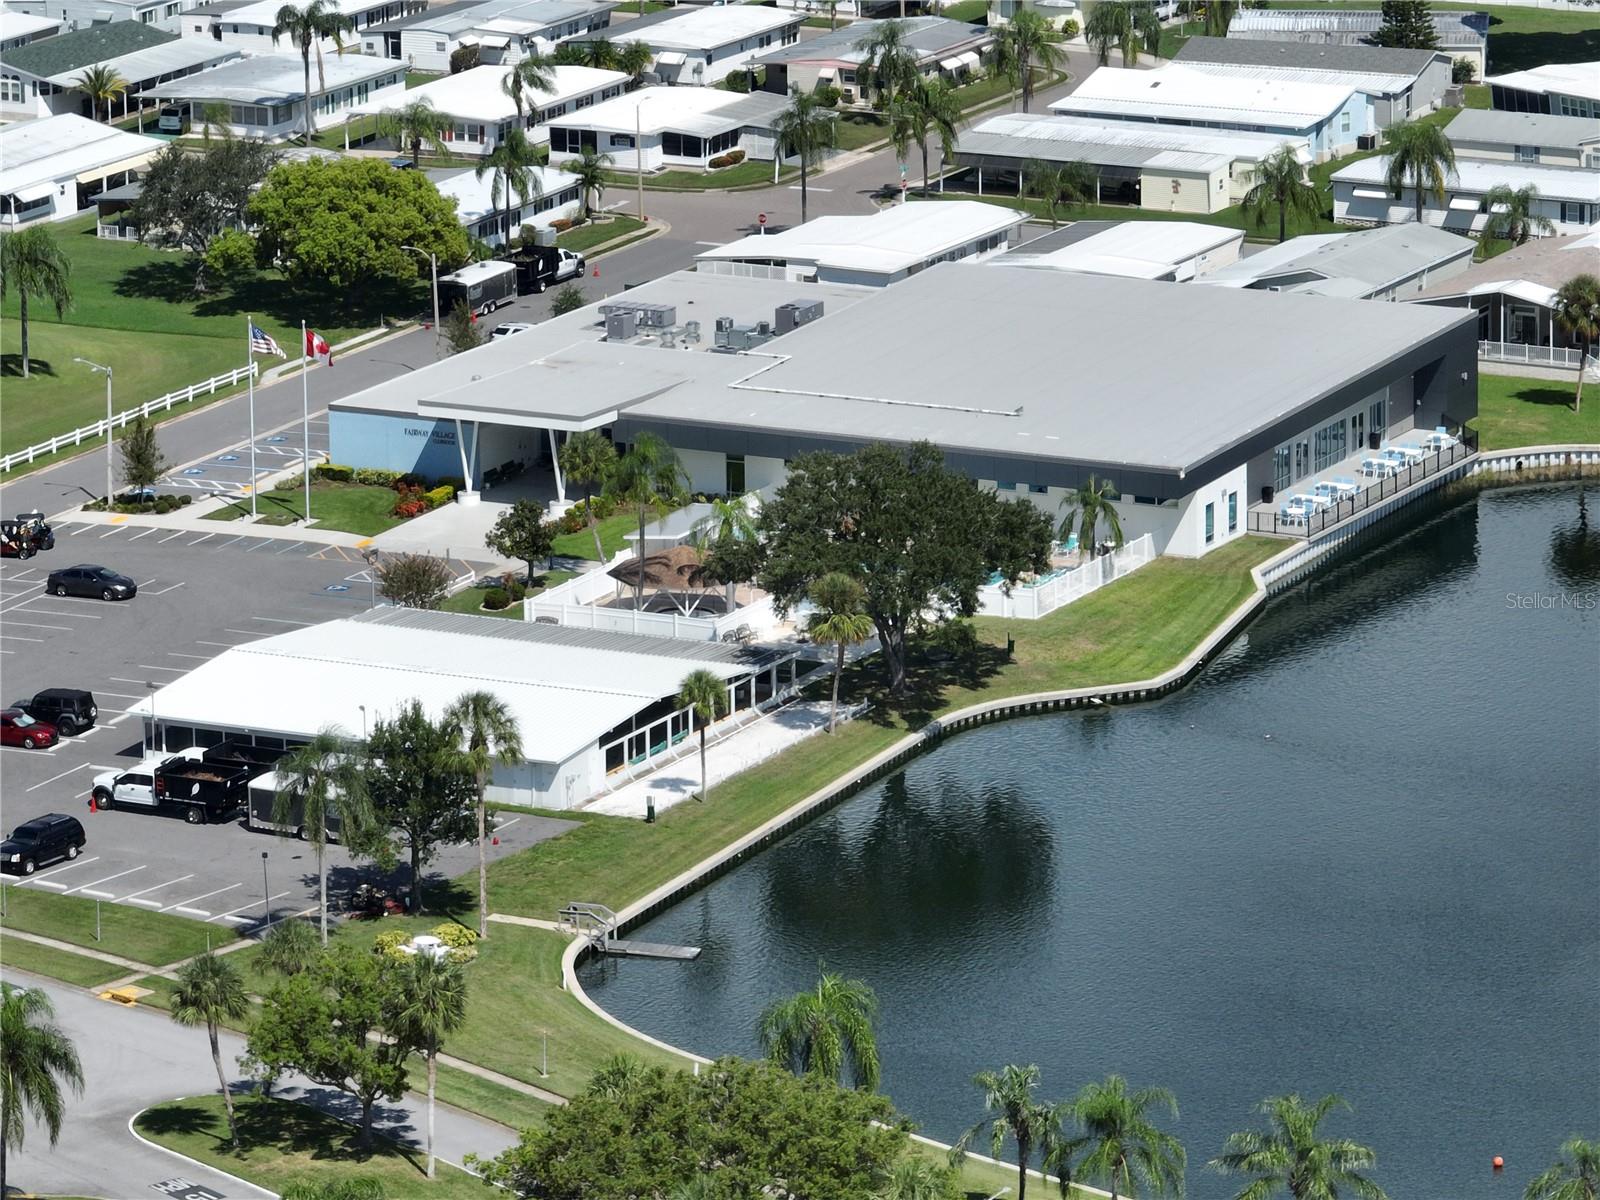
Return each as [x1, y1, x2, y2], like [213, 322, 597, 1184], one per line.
[2, 813, 86, 875]
[46, 564, 137, 600]
[16, 689, 97, 736]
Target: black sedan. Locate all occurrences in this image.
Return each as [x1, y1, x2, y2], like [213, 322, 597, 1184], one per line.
[46, 564, 137, 601]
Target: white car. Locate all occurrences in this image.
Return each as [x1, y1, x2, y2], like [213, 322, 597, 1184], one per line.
[490, 323, 533, 340]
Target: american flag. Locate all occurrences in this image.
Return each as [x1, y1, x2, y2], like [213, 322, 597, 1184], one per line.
[249, 324, 286, 358]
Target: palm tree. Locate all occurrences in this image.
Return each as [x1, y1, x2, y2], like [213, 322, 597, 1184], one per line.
[1133, 1, 1163, 59]
[678, 668, 727, 803]
[379, 97, 450, 167]
[1525, 1138, 1600, 1200]
[1210, 1093, 1388, 1200]
[855, 20, 919, 106]
[878, 1157, 957, 1200]
[562, 145, 614, 223]
[1059, 476, 1124, 559]
[604, 431, 688, 605]
[1, 983, 84, 1196]
[1050, 1075, 1186, 1200]
[950, 1063, 1059, 1200]
[257, 916, 319, 977]
[557, 430, 618, 560]
[588, 1052, 650, 1102]
[692, 495, 759, 610]
[1554, 273, 1600, 413]
[1025, 158, 1097, 226]
[272, 0, 356, 146]
[502, 54, 556, 124]
[1240, 145, 1322, 244]
[1482, 183, 1556, 247]
[75, 63, 129, 122]
[200, 99, 233, 142]
[616, 39, 654, 89]
[806, 572, 873, 733]
[444, 690, 523, 939]
[170, 952, 251, 1149]
[757, 968, 880, 1090]
[475, 127, 544, 247]
[994, 10, 1064, 113]
[888, 76, 961, 195]
[575, 37, 619, 71]
[391, 953, 468, 1179]
[272, 726, 371, 945]
[1085, 0, 1135, 66]
[1383, 117, 1457, 224]
[0, 226, 72, 380]
[772, 87, 837, 224]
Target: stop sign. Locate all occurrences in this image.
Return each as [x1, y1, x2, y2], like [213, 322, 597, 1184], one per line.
[758, 212, 767, 226]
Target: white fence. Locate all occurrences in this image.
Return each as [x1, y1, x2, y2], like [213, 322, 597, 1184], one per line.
[1, 364, 259, 474]
[977, 535, 1156, 619]
[528, 552, 780, 642]
[1479, 340, 1600, 374]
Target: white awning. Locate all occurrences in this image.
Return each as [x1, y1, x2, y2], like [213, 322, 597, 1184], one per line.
[655, 51, 686, 66]
[957, 51, 982, 69]
[1448, 196, 1480, 211]
[939, 56, 963, 71]
[76, 154, 150, 184]
[8, 179, 57, 204]
[816, 66, 836, 78]
[1351, 187, 1388, 200]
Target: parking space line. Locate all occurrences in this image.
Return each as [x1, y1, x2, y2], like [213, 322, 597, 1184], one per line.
[254, 617, 312, 625]
[216, 914, 253, 925]
[28, 606, 99, 617]
[105, 713, 133, 726]
[168, 652, 211, 660]
[121, 874, 192, 901]
[68, 525, 91, 535]
[94, 691, 146, 700]
[137, 664, 186, 672]
[223, 628, 259, 636]
[26, 763, 95, 792]
[79, 889, 115, 899]
[175, 906, 212, 917]
[161, 883, 239, 912]
[159, 530, 187, 543]
[1, 620, 71, 630]
[197, 640, 247, 648]
[0, 633, 44, 642]
[214, 536, 245, 549]
[147, 582, 186, 595]
[128, 528, 156, 541]
[62, 865, 145, 896]
[212, 891, 292, 923]
[126, 897, 162, 907]
[98, 527, 123, 539]
[30, 879, 67, 889]
[189, 533, 214, 546]
[276, 542, 304, 555]
[12, 856, 99, 885]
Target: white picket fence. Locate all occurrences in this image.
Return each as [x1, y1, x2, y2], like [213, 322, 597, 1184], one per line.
[977, 534, 1156, 620]
[528, 550, 782, 642]
[1, 363, 259, 474]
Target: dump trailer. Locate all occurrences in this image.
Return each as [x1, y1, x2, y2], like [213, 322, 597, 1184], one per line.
[247, 771, 344, 843]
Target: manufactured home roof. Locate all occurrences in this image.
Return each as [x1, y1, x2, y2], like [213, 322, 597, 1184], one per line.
[1486, 61, 1600, 104]
[1171, 36, 1442, 96]
[1, 19, 168, 76]
[352, 63, 625, 121]
[1413, 231, 1600, 300]
[366, 0, 610, 34]
[753, 16, 985, 66]
[0, 113, 164, 197]
[547, 86, 787, 136]
[0, 10, 60, 41]
[1050, 63, 1358, 129]
[130, 607, 787, 764]
[1445, 108, 1600, 151]
[1199, 224, 1474, 296]
[608, 2, 797, 51]
[39, 35, 239, 86]
[1332, 154, 1600, 204]
[997, 220, 1243, 279]
[1227, 8, 1487, 48]
[694, 201, 1024, 275]
[958, 111, 1310, 172]
[140, 51, 398, 102]
[217, 0, 397, 28]
[430, 164, 579, 225]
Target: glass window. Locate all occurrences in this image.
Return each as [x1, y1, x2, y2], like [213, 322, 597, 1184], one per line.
[995, 480, 1017, 491]
[610, 133, 634, 147]
[1228, 492, 1237, 533]
[1368, 392, 1387, 439]
[1273, 444, 1291, 493]
[1028, 484, 1048, 495]
[1204, 502, 1215, 544]
[726, 455, 745, 494]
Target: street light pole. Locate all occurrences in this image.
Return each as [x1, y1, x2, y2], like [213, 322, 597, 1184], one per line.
[261, 851, 271, 928]
[74, 358, 114, 504]
[403, 245, 440, 359]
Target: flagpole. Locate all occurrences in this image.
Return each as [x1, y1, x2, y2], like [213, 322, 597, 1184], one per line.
[301, 320, 311, 524]
[247, 315, 258, 518]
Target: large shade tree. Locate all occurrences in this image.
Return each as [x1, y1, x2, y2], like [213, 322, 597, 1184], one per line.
[950, 1063, 1059, 1200]
[1554, 273, 1600, 413]
[757, 969, 881, 1090]
[757, 442, 1053, 692]
[773, 87, 837, 224]
[0, 226, 72, 379]
[132, 139, 280, 292]
[273, 725, 374, 945]
[1050, 1075, 1187, 1200]
[444, 690, 523, 938]
[0, 983, 84, 1196]
[1382, 118, 1457, 223]
[1209, 1093, 1389, 1200]
[170, 952, 251, 1149]
[272, 0, 356, 146]
[1240, 145, 1322, 244]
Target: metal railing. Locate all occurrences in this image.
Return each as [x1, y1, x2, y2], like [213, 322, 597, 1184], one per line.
[1249, 426, 1479, 540]
[1, 363, 259, 474]
[1478, 340, 1599, 372]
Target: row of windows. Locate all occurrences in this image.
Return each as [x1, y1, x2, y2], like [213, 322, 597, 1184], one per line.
[665, 128, 738, 157]
[1557, 95, 1596, 118]
[994, 481, 1050, 494]
[471, 184, 583, 236]
[1272, 391, 1387, 492]
[1202, 492, 1239, 544]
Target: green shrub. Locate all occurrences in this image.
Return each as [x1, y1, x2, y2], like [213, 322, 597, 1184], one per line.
[180, 494, 193, 506]
[482, 587, 511, 610]
[353, 467, 402, 486]
[725, 148, 745, 165]
[431, 923, 478, 949]
[447, 946, 478, 965]
[1061, 17, 1079, 39]
[814, 84, 841, 108]
[315, 463, 354, 481]
[373, 929, 410, 960]
[425, 484, 455, 508]
[437, 475, 467, 493]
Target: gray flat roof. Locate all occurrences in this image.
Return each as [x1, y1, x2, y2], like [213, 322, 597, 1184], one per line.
[1227, 8, 1487, 47]
[1175, 34, 1440, 78]
[1445, 107, 1600, 152]
[1413, 231, 1600, 299]
[1200, 224, 1475, 295]
[754, 16, 986, 67]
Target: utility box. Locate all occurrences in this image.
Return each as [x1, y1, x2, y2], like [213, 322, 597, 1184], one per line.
[774, 299, 824, 333]
[606, 310, 638, 341]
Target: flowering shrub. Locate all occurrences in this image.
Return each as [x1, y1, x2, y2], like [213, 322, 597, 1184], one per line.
[374, 929, 410, 960]
[432, 923, 479, 949]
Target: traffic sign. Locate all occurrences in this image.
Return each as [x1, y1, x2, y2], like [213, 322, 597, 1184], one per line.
[757, 212, 767, 226]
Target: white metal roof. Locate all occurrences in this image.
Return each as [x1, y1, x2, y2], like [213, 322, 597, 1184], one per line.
[1445, 108, 1600, 152]
[549, 87, 787, 137]
[0, 113, 164, 196]
[0, 9, 60, 39]
[694, 201, 1025, 275]
[1199, 224, 1473, 296]
[351, 63, 625, 121]
[1051, 63, 1358, 129]
[1485, 61, 1600, 104]
[220, 0, 395, 28]
[140, 52, 398, 102]
[1001, 221, 1243, 279]
[44, 36, 239, 86]
[1175, 58, 1417, 98]
[1332, 155, 1600, 204]
[130, 609, 779, 764]
[959, 111, 1312, 171]
[613, 3, 796, 52]
[432, 165, 579, 224]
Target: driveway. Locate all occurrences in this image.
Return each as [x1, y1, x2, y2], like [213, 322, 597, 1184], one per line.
[2, 976, 518, 1200]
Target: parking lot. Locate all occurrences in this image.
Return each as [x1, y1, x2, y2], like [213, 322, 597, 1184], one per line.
[156, 412, 329, 499]
[1, 527, 566, 930]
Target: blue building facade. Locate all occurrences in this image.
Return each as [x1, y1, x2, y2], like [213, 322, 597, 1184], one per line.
[329, 410, 469, 481]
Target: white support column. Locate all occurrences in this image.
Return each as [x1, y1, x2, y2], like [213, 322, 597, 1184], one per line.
[548, 427, 566, 501]
[455, 418, 481, 505]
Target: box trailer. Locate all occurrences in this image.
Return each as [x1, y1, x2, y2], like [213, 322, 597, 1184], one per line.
[437, 260, 517, 320]
[247, 771, 344, 842]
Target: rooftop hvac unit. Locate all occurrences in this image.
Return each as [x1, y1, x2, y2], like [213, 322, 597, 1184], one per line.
[598, 300, 676, 328]
[605, 310, 637, 341]
[1357, 132, 1378, 151]
[774, 299, 824, 333]
[713, 316, 775, 351]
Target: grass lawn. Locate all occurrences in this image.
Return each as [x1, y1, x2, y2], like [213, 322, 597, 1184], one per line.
[1470, 373, 1598, 450]
[904, 1138, 1101, 1200]
[940, 0, 985, 18]
[557, 215, 647, 254]
[0, 888, 238, 967]
[135, 1095, 488, 1199]
[1, 319, 248, 457]
[834, 111, 889, 152]
[1464, 83, 1490, 109]
[205, 480, 403, 536]
[606, 161, 797, 191]
[551, 510, 644, 560]
[0, 937, 130, 989]
[406, 70, 442, 88]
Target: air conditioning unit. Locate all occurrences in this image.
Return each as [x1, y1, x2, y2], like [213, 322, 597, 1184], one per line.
[774, 299, 824, 333]
[605, 310, 637, 341]
[1357, 132, 1378, 151]
[598, 301, 676, 328]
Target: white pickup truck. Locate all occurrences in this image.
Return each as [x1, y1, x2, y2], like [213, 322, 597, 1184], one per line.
[91, 749, 207, 821]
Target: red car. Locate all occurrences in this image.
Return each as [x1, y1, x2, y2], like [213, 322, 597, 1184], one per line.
[1, 709, 57, 749]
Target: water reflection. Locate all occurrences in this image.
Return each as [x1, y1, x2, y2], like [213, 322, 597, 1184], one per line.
[1549, 486, 1600, 588]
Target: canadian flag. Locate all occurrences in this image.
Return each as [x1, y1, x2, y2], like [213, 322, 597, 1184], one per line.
[305, 327, 333, 366]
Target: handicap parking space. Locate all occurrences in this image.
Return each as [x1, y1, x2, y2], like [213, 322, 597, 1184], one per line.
[157, 415, 330, 497]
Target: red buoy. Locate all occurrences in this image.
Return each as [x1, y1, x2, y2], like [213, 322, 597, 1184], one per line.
[1493, 1158, 1504, 1171]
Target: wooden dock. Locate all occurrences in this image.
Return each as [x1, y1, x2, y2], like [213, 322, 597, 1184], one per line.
[604, 939, 702, 961]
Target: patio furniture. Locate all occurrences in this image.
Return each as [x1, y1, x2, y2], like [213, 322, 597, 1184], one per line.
[1360, 458, 1396, 478]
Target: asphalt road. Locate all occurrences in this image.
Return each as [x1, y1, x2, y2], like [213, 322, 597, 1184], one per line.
[1, 976, 517, 1200]
[0, 529, 574, 930]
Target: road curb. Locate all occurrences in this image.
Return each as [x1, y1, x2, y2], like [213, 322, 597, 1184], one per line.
[127, 1102, 280, 1199]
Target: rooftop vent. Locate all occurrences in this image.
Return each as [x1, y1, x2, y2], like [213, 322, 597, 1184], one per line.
[598, 300, 676, 328]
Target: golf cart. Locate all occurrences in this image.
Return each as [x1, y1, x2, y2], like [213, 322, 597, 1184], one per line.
[12, 512, 54, 552]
